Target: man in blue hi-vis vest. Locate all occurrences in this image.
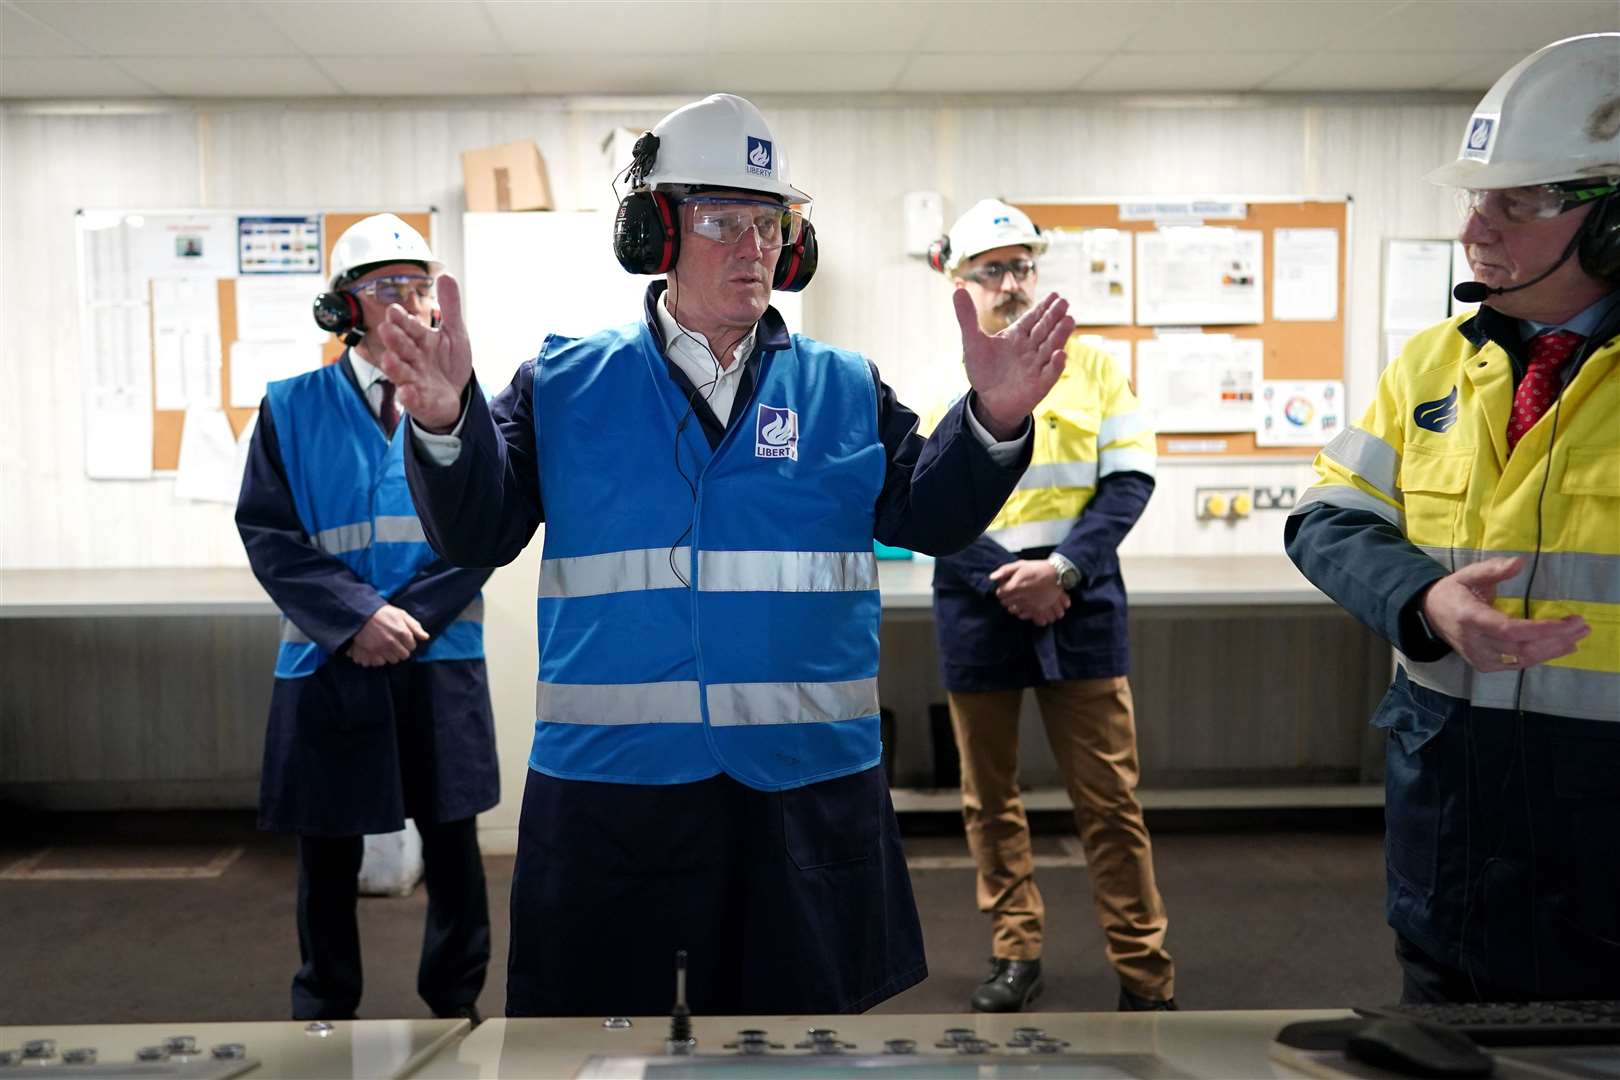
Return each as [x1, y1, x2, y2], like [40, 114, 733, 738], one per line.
[377, 94, 1073, 1017]
[236, 214, 499, 1022]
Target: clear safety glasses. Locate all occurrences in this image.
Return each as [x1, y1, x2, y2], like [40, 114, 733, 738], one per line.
[958, 258, 1037, 287]
[347, 274, 437, 305]
[1458, 181, 1617, 226]
[684, 196, 805, 250]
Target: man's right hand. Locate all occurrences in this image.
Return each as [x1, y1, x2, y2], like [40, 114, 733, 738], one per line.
[1421, 556, 1589, 673]
[374, 273, 474, 433]
[348, 604, 430, 667]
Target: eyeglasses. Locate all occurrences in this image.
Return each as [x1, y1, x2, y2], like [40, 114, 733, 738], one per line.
[1458, 182, 1617, 226]
[347, 274, 437, 305]
[958, 259, 1037, 287]
[684, 196, 804, 250]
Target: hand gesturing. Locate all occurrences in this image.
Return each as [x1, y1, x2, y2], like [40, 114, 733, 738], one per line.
[956, 289, 1073, 440]
[373, 273, 475, 433]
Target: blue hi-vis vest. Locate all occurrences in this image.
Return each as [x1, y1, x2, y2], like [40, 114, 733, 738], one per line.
[530, 322, 886, 791]
[264, 358, 484, 679]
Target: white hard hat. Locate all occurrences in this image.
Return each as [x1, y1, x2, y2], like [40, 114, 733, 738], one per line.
[1427, 32, 1620, 190]
[639, 93, 811, 205]
[329, 213, 441, 289]
[940, 198, 1047, 275]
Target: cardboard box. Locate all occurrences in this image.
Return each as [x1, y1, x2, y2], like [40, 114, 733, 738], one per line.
[461, 140, 553, 212]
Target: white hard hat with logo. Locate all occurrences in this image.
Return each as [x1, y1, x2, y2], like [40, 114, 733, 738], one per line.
[1427, 32, 1620, 190]
[638, 93, 811, 206]
[934, 198, 1048, 275]
[328, 213, 441, 289]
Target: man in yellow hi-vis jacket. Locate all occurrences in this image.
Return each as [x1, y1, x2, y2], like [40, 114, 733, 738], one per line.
[1287, 33, 1620, 1003]
[924, 199, 1174, 1014]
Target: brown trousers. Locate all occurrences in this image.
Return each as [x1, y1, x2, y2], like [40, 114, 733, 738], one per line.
[949, 677, 1174, 1000]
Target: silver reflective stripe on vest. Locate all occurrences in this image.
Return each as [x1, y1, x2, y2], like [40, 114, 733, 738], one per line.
[457, 595, 485, 623]
[315, 522, 372, 555]
[1322, 428, 1402, 504]
[1290, 484, 1405, 529]
[1401, 653, 1620, 722]
[1418, 546, 1620, 605]
[540, 547, 689, 599]
[373, 515, 427, 544]
[1099, 410, 1152, 447]
[1098, 447, 1157, 479]
[1015, 460, 1098, 492]
[280, 617, 311, 645]
[536, 680, 702, 725]
[697, 550, 877, 593]
[985, 517, 1078, 552]
[706, 677, 881, 727]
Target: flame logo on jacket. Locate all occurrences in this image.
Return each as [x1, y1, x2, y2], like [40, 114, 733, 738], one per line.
[755, 404, 798, 460]
[1413, 386, 1459, 433]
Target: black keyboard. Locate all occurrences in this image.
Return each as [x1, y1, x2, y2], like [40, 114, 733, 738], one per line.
[1357, 1001, 1620, 1046]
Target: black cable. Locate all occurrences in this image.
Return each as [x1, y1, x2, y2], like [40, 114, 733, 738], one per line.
[664, 280, 725, 589]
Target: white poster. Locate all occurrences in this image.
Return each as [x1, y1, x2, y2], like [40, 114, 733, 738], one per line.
[135, 213, 236, 277]
[235, 274, 328, 344]
[1449, 240, 1479, 317]
[1134, 334, 1263, 433]
[1040, 228, 1133, 325]
[1257, 379, 1345, 447]
[173, 407, 242, 503]
[1273, 228, 1339, 321]
[151, 276, 221, 410]
[1136, 228, 1264, 326]
[1383, 240, 1453, 331]
[230, 341, 323, 407]
[82, 303, 154, 479]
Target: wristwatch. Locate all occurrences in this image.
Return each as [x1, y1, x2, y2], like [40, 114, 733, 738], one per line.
[1046, 553, 1081, 591]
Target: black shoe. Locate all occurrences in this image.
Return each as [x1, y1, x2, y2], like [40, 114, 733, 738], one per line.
[970, 958, 1043, 1012]
[1118, 986, 1178, 1012]
[435, 1003, 483, 1027]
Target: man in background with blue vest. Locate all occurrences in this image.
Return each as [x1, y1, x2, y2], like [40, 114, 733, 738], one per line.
[1287, 33, 1619, 1002]
[236, 214, 499, 1022]
[925, 200, 1174, 1014]
[374, 93, 1074, 1017]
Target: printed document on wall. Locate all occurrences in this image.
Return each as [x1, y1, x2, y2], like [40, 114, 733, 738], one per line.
[82, 303, 154, 479]
[236, 274, 328, 344]
[136, 213, 236, 278]
[174, 407, 243, 503]
[1076, 335, 1133, 379]
[1041, 228, 1133, 325]
[1135, 334, 1262, 433]
[151, 276, 222, 410]
[231, 341, 323, 407]
[1257, 380, 1344, 447]
[1383, 240, 1452, 330]
[1136, 228, 1264, 325]
[1273, 228, 1339, 321]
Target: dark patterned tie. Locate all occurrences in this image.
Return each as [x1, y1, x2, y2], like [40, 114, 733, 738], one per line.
[1506, 330, 1582, 453]
[378, 378, 399, 438]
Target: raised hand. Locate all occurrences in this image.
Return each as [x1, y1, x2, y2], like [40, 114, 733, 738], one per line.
[374, 273, 474, 433]
[348, 604, 430, 667]
[1421, 556, 1589, 673]
[956, 288, 1073, 440]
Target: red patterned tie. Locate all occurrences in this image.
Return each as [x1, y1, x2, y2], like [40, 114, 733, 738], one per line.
[378, 378, 399, 438]
[1506, 330, 1582, 453]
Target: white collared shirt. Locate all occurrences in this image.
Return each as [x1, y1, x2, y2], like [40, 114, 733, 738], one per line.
[348, 348, 392, 421]
[654, 293, 754, 426]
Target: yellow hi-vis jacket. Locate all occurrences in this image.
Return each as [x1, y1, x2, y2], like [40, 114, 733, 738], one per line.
[956, 337, 1157, 552]
[1297, 314, 1620, 721]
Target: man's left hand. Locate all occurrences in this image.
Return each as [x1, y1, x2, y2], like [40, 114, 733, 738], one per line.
[955, 289, 1073, 440]
[990, 559, 1071, 626]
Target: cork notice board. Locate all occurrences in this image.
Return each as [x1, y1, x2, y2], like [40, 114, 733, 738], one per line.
[146, 209, 433, 471]
[1015, 198, 1350, 458]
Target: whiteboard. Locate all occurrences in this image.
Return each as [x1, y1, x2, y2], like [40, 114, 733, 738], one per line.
[461, 211, 803, 395]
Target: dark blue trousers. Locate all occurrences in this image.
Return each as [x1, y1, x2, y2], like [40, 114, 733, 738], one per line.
[292, 815, 490, 1019]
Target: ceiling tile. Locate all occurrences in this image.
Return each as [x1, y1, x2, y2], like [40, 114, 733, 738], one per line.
[1079, 51, 1301, 92]
[117, 55, 341, 96]
[514, 53, 717, 94]
[1352, 0, 1618, 52]
[485, 1, 701, 54]
[1259, 49, 1489, 91]
[12, 0, 297, 56]
[0, 2, 92, 56]
[916, 1, 1172, 53]
[1124, 1, 1405, 53]
[896, 52, 1107, 92]
[0, 56, 159, 96]
[708, 1, 926, 52]
[704, 53, 909, 94]
[314, 54, 529, 96]
[257, 1, 507, 55]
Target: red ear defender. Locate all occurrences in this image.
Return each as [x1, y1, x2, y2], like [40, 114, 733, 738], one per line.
[612, 190, 680, 275]
[772, 219, 818, 292]
[926, 235, 951, 274]
[313, 290, 363, 345]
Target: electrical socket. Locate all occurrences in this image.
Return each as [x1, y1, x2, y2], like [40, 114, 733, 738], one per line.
[1252, 486, 1297, 511]
[1195, 486, 1249, 520]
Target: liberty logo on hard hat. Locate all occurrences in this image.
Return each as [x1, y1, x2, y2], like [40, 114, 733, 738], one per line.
[1462, 116, 1495, 162]
[755, 404, 798, 460]
[746, 136, 773, 177]
[1414, 386, 1460, 433]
